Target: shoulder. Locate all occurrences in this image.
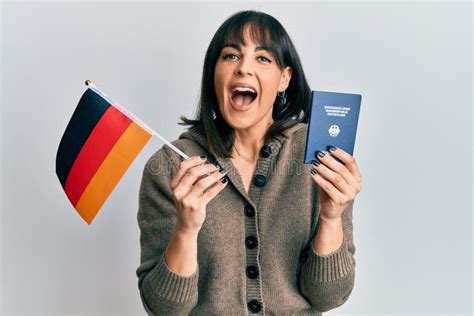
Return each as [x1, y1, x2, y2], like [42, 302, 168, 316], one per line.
[272, 122, 309, 164]
[281, 122, 308, 146]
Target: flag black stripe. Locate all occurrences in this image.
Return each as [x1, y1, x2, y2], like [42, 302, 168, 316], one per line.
[56, 88, 111, 188]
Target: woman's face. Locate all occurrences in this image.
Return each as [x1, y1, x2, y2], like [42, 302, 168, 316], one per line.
[214, 28, 292, 132]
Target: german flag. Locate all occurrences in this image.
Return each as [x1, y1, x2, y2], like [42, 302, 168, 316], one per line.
[56, 84, 152, 224]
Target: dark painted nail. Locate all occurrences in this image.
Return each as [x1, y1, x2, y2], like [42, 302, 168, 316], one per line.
[221, 178, 228, 184]
[317, 151, 325, 158]
[200, 156, 207, 160]
[219, 168, 226, 174]
[312, 160, 321, 167]
[310, 169, 316, 175]
[328, 146, 337, 152]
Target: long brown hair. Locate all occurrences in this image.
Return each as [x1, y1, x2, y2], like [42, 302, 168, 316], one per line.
[179, 10, 311, 158]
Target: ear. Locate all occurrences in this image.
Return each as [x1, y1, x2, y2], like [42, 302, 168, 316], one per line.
[278, 66, 292, 92]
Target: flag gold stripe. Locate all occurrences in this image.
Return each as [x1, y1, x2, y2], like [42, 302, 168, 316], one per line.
[75, 122, 152, 224]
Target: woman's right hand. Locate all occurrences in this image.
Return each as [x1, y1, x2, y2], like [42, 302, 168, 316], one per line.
[170, 156, 227, 235]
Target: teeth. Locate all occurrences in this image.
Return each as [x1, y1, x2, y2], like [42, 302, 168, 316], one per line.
[232, 86, 256, 94]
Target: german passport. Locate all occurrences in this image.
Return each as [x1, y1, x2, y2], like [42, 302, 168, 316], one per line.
[304, 90, 362, 164]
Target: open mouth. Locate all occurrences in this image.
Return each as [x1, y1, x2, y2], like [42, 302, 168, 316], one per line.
[230, 87, 258, 108]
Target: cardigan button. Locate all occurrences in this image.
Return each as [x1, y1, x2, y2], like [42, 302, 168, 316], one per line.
[260, 144, 272, 158]
[244, 203, 255, 218]
[245, 236, 258, 249]
[252, 174, 266, 187]
[246, 265, 259, 279]
[247, 299, 262, 313]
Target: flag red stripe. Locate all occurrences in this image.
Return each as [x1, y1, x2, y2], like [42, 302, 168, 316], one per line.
[64, 105, 132, 206]
[75, 122, 152, 224]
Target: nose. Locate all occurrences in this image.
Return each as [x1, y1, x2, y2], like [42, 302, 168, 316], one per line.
[234, 57, 253, 76]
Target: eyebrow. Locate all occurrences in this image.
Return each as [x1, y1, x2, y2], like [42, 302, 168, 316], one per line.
[222, 43, 269, 52]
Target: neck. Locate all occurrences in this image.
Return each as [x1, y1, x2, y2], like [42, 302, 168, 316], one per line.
[232, 118, 273, 162]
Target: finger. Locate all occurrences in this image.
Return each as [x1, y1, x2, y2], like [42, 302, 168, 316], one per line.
[171, 156, 217, 189]
[201, 177, 228, 204]
[173, 163, 221, 199]
[309, 168, 346, 203]
[187, 169, 227, 199]
[181, 163, 222, 187]
[311, 160, 354, 197]
[327, 146, 362, 183]
[315, 150, 356, 188]
[171, 155, 207, 189]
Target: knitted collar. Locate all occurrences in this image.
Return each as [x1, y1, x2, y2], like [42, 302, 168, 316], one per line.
[178, 121, 306, 156]
[176, 121, 306, 201]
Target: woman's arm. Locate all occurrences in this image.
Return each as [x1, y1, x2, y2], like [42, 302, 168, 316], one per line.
[165, 226, 199, 276]
[313, 216, 344, 255]
[136, 148, 199, 316]
[299, 200, 356, 312]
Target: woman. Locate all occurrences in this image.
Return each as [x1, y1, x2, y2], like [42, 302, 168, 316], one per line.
[136, 10, 362, 315]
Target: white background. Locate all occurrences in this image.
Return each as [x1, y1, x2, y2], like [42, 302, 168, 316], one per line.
[1, 1, 472, 315]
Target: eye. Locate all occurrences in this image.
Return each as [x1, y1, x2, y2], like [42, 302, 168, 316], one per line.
[258, 56, 271, 63]
[223, 54, 238, 60]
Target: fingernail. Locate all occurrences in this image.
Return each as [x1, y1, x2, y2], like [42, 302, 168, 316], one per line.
[328, 146, 337, 152]
[219, 168, 226, 174]
[312, 160, 320, 167]
[221, 178, 228, 184]
[200, 156, 207, 160]
[317, 151, 325, 158]
[310, 169, 316, 175]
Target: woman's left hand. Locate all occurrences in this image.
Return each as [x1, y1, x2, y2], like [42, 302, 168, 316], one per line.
[309, 146, 362, 223]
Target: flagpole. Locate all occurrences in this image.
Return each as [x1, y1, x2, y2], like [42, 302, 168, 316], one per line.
[84, 80, 189, 160]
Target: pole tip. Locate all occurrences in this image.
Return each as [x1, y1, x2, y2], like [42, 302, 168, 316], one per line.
[85, 80, 92, 86]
